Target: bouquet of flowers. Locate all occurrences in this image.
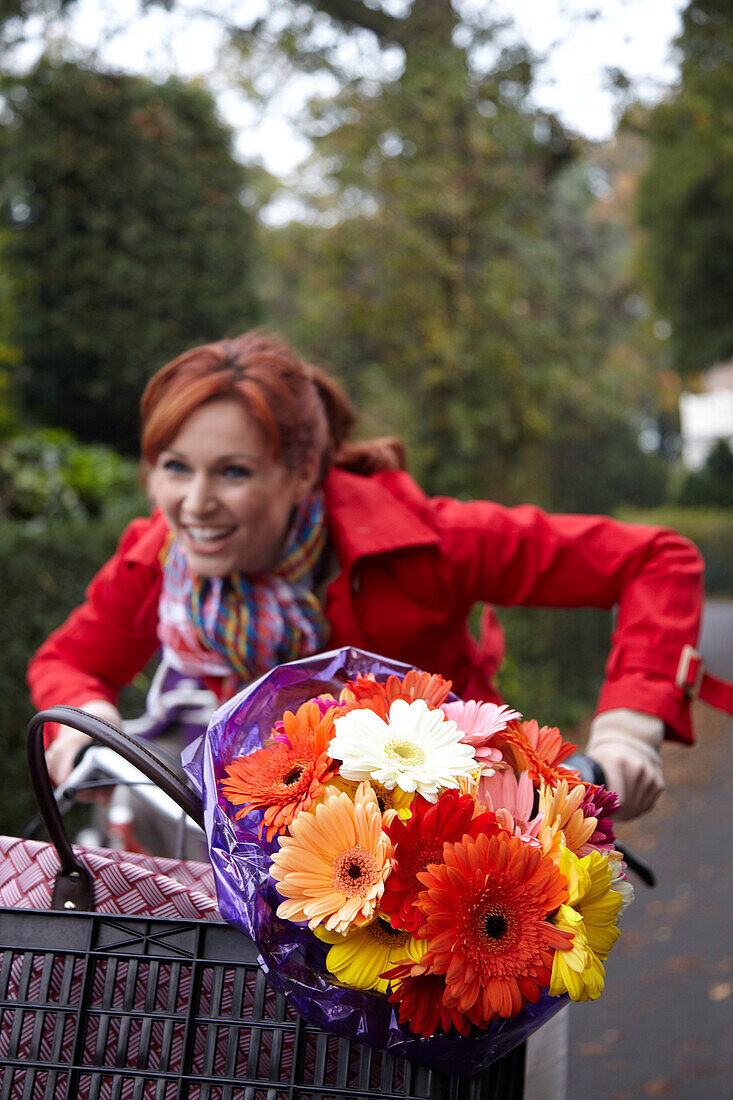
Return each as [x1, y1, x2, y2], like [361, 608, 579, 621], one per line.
[184, 647, 632, 1073]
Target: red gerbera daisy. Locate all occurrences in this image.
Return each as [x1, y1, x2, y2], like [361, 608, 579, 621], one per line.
[384, 961, 481, 1038]
[340, 670, 453, 716]
[380, 789, 503, 933]
[416, 831, 572, 1025]
[220, 699, 339, 842]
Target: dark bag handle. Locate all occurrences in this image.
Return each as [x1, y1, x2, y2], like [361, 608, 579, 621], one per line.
[27, 705, 205, 912]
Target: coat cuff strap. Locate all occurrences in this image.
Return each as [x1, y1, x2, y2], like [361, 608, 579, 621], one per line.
[675, 644, 733, 715]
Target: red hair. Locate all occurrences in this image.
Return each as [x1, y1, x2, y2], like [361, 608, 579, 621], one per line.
[140, 331, 405, 483]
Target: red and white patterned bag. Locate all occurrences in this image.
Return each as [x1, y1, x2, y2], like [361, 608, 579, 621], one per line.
[0, 834, 220, 919]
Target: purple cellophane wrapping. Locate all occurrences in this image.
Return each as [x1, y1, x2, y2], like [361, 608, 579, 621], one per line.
[182, 647, 568, 1075]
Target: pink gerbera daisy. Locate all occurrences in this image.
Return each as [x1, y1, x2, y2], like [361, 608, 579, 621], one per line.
[580, 785, 619, 851]
[477, 769, 542, 843]
[493, 720, 582, 791]
[441, 700, 517, 767]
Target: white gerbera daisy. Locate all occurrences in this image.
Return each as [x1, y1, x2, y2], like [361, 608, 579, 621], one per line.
[328, 698, 477, 802]
[608, 850, 635, 914]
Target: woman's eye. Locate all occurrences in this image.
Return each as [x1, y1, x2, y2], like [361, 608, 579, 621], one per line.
[221, 464, 253, 480]
[161, 458, 188, 474]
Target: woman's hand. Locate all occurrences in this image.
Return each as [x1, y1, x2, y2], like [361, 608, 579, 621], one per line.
[45, 699, 123, 788]
[586, 708, 665, 821]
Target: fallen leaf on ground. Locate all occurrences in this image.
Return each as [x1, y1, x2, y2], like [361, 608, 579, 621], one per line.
[642, 1079, 673, 1096]
[664, 954, 701, 973]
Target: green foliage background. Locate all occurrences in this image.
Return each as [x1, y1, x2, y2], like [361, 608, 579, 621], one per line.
[676, 440, 733, 508]
[1, 61, 260, 451]
[261, 34, 667, 511]
[618, 505, 733, 595]
[1, 428, 142, 521]
[0, 506, 148, 834]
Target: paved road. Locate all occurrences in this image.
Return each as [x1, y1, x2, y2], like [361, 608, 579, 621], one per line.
[568, 601, 733, 1099]
[699, 598, 733, 679]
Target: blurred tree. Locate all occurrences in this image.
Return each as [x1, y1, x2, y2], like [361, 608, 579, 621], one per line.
[0, 0, 68, 38]
[633, 0, 733, 372]
[254, 1, 661, 507]
[677, 438, 733, 506]
[0, 60, 260, 451]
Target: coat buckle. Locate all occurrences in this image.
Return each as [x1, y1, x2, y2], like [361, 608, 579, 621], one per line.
[675, 644, 705, 698]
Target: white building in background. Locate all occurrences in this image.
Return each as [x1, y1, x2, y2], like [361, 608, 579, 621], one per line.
[679, 362, 733, 470]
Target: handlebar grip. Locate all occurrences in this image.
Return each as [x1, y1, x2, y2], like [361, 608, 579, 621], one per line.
[71, 739, 94, 771]
[562, 752, 607, 787]
[27, 706, 205, 911]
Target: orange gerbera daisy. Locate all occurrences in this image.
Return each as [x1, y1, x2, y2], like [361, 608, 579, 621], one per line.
[493, 719, 582, 790]
[270, 783, 394, 933]
[220, 699, 339, 842]
[339, 670, 453, 715]
[416, 832, 571, 1025]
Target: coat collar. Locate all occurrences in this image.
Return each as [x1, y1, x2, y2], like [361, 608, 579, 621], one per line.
[123, 508, 171, 566]
[323, 467, 440, 566]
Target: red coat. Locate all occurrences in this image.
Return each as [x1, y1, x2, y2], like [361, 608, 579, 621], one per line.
[28, 468, 704, 744]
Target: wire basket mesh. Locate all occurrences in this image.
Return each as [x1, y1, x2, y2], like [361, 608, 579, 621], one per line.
[0, 908, 525, 1100]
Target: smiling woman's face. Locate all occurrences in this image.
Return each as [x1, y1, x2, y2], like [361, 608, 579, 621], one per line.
[148, 398, 316, 577]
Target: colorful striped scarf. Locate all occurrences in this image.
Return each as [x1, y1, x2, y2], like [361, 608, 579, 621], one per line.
[157, 492, 329, 692]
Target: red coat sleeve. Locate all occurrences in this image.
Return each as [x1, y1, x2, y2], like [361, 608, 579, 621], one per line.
[27, 514, 166, 743]
[429, 498, 705, 743]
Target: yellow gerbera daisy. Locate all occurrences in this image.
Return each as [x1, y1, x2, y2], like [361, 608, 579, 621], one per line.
[315, 920, 427, 993]
[326, 774, 415, 819]
[549, 847, 623, 1002]
[270, 783, 394, 934]
[577, 850, 625, 960]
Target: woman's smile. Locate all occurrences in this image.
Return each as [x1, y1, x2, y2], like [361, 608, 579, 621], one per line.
[180, 525, 238, 554]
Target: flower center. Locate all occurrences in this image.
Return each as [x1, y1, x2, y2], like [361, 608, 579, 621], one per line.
[484, 912, 507, 939]
[368, 919, 411, 947]
[402, 841, 444, 880]
[370, 780, 407, 813]
[282, 766, 304, 786]
[471, 898, 519, 955]
[384, 739, 425, 767]
[332, 846, 379, 897]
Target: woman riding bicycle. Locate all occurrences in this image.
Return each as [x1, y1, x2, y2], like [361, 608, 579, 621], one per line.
[29, 329, 704, 825]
